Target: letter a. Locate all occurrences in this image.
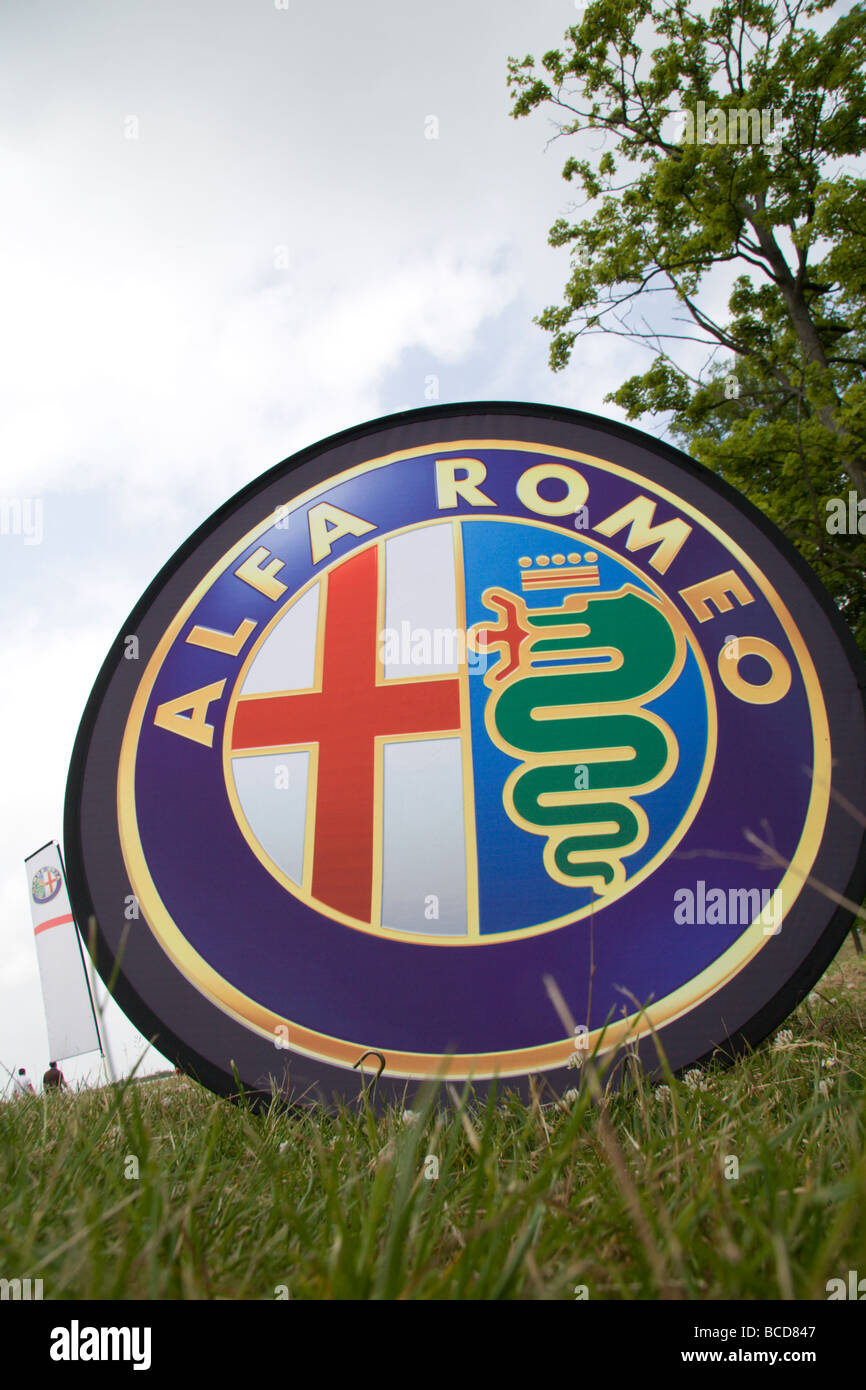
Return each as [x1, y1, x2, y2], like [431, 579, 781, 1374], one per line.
[308, 502, 376, 564]
[50, 1329, 70, 1362]
[153, 680, 227, 748]
[825, 498, 846, 534]
[673, 888, 694, 925]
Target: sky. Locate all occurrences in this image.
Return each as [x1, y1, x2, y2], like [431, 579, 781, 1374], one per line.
[0, 0, 853, 1091]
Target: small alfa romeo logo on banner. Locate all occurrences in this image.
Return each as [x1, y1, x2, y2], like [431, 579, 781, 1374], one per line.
[32, 866, 63, 904]
[64, 403, 866, 1105]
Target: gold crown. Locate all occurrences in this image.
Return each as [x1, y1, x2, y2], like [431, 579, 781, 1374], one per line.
[518, 551, 600, 592]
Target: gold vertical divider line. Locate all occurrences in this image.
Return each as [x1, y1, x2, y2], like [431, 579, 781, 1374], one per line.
[304, 571, 328, 895]
[370, 734, 385, 931]
[369, 540, 388, 927]
[453, 520, 480, 938]
[375, 535, 388, 689]
[301, 743, 319, 898]
[312, 570, 328, 692]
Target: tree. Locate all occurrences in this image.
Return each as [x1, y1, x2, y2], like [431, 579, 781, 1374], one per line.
[508, 0, 866, 647]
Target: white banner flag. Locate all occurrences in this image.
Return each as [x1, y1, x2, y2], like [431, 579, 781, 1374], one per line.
[25, 841, 101, 1062]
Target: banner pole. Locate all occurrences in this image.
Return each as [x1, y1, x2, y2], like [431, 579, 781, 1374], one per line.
[57, 842, 104, 1060]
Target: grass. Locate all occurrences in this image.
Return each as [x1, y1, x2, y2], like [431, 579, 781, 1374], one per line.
[2, 937, 865, 1300]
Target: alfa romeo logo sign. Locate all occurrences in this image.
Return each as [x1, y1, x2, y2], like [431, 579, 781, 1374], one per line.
[64, 403, 866, 1104]
[32, 866, 63, 905]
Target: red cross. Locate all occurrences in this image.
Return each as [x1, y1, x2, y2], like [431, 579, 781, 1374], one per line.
[231, 545, 461, 921]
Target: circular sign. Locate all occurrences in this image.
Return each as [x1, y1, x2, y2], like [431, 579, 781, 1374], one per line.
[64, 403, 866, 1105]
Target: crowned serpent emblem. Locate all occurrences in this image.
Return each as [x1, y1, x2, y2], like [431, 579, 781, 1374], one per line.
[469, 576, 685, 898]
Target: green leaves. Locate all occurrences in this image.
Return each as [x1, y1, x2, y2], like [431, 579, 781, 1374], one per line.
[509, 0, 866, 650]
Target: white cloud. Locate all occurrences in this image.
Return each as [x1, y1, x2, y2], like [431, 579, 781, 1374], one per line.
[0, 188, 517, 520]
